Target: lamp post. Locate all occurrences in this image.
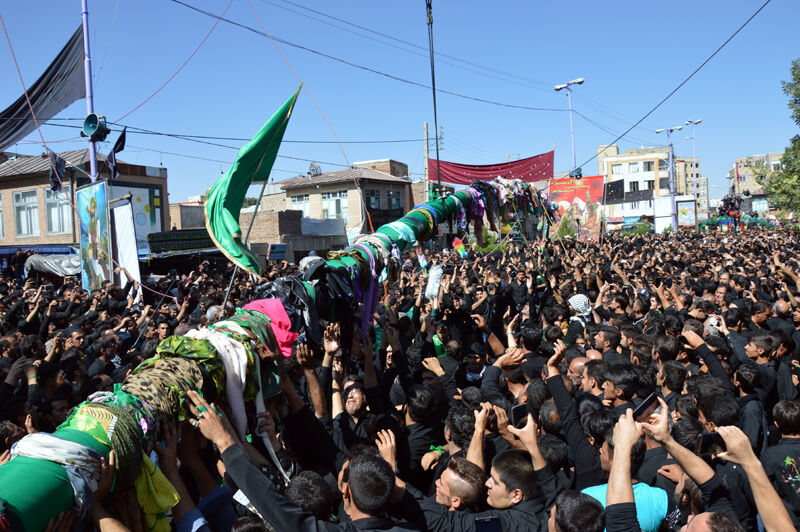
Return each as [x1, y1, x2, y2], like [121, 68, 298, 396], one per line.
[685, 119, 702, 217]
[656, 125, 683, 233]
[554, 78, 584, 171]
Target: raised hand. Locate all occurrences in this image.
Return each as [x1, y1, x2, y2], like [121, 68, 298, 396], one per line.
[507, 413, 538, 449]
[375, 429, 397, 469]
[295, 343, 316, 370]
[421, 450, 441, 471]
[422, 357, 445, 377]
[323, 323, 340, 355]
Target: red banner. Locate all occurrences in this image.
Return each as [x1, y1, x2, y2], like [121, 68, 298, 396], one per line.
[427, 150, 554, 185]
[548, 175, 604, 241]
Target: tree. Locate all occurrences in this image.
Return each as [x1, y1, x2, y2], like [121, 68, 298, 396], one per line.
[763, 60, 800, 211]
[782, 58, 800, 128]
[242, 197, 259, 207]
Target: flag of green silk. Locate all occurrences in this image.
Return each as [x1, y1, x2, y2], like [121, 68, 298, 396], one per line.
[205, 86, 301, 274]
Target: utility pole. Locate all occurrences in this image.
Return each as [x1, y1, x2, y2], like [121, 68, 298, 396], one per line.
[424, 121, 430, 200]
[685, 119, 702, 221]
[554, 78, 585, 171]
[81, 0, 98, 180]
[425, 1, 442, 193]
[656, 125, 683, 232]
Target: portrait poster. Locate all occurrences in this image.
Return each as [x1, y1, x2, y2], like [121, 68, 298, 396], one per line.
[547, 175, 604, 241]
[77, 181, 112, 290]
[676, 200, 697, 228]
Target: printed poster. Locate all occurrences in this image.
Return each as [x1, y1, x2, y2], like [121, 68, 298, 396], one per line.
[108, 185, 162, 253]
[676, 200, 697, 228]
[77, 181, 112, 290]
[547, 175, 604, 241]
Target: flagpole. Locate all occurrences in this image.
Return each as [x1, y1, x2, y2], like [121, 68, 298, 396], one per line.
[81, 0, 98, 181]
[222, 179, 268, 310]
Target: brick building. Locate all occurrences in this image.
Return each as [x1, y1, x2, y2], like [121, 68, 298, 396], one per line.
[0, 149, 169, 256]
[276, 159, 414, 234]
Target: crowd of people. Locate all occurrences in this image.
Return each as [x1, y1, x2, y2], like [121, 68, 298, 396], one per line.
[1, 228, 800, 531]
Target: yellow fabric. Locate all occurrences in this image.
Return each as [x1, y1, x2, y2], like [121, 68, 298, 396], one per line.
[134, 453, 179, 532]
[62, 405, 114, 447]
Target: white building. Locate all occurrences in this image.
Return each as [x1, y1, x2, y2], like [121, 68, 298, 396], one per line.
[597, 145, 709, 222]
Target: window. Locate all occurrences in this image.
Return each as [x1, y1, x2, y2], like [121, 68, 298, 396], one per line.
[387, 189, 402, 209]
[658, 159, 668, 171]
[290, 194, 310, 217]
[629, 181, 639, 192]
[321, 191, 348, 220]
[365, 189, 381, 209]
[45, 186, 72, 234]
[628, 162, 639, 173]
[645, 180, 654, 190]
[611, 164, 623, 174]
[0, 195, 3, 239]
[14, 190, 39, 237]
[643, 161, 654, 172]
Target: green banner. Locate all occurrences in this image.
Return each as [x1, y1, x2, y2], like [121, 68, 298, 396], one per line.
[205, 86, 300, 274]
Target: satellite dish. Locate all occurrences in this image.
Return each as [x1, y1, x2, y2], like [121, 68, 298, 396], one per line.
[309, 162, 322, 176]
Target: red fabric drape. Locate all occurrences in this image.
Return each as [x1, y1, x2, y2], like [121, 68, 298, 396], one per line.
[427, 151, 554, 185]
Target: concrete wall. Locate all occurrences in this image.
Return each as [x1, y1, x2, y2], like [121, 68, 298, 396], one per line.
[168, 204, 205, 230]
[301, 216, 345, 235]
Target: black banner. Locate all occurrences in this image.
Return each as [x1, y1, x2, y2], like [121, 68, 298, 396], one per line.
[0, 27, 85, 149]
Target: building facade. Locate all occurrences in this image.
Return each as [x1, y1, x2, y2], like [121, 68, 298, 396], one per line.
[276, 159, 414, 236]
[0, 149, 169, 254]
[597, 145, 708, 221]
[725, 153, 783, 196]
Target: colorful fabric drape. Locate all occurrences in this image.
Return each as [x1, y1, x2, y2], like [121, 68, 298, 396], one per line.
[427, 151, 554, 185]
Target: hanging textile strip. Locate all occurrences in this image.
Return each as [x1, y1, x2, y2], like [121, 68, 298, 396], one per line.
[351, 243, 379, 337]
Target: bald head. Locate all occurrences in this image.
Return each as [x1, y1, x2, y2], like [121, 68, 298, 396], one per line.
[774, 299, 790, 318]
[585, 349, 603, 361]
[567, 357, 589, 387]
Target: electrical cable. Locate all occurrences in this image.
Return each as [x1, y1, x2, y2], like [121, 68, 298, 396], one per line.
[0, 10, 176, 302]
[25, 118, 433, 144]
[166, 0, 567, 113]
[574, 0, 773, 172]
[258, 0, 555, 93]
[426, 1, 442, 190]
[114, 0, 233, 122]
[267, 0, 557, 92]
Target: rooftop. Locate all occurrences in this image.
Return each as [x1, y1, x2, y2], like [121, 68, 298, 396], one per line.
[0, 149, 125, 178]
[279, 166, 410, 190]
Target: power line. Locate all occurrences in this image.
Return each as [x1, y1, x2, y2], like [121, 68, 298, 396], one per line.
[259, 0, 556, 93]
[115, 0, 234, 122]
[166, 0, 567, 112]
[574, 0, 773, 172]
[36, 119, 432, 145]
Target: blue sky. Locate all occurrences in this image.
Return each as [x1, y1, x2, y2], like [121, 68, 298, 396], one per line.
[1, 0, 797, 202]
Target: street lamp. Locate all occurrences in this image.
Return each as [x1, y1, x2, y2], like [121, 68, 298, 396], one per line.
[655, 125, 683, 232]
[554, 78, 585, 171]
[685, 120, 702, 214]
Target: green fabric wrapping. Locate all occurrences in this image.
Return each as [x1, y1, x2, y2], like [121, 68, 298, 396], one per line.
[454, 191, 472, 207]
[0, 456, 73, 532]
[429, 199, 448, 221]
[205, 86, 301, 274]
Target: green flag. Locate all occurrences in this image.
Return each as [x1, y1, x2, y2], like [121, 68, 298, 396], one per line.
[205, 86, 300, 274]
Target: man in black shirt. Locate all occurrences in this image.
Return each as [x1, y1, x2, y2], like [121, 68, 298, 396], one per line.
[761, 400, 800, 526]
[602, 364, 637, 415]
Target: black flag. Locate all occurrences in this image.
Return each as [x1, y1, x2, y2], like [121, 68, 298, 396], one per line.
[0, 27, 85, 150]
[47, 149, 67, 192]
[107, 127, 126, 180]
